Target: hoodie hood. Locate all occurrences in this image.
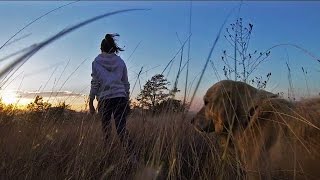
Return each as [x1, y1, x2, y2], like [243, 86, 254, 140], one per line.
[95, 53, 120, 72]
[90, 53, 130, 100]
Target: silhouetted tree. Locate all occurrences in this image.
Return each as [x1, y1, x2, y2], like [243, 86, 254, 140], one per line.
[47, 101, 71, 118]
[136, 74, 170, 114]
[153, 98, 187, 114]
[27, 95, 51, 112]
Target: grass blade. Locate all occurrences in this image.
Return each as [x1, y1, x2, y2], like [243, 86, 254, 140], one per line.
[188, 7, 235, 110]
[0, 1, 79, 51]
[0, 8, 149, 81]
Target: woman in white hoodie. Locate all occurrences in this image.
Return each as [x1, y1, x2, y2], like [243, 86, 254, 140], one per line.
[89, 33, 131, 149]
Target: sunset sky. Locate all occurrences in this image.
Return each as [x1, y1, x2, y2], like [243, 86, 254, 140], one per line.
[0, 1, 319, 111]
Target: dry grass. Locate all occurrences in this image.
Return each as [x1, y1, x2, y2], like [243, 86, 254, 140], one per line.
[0, 109, 241, 180]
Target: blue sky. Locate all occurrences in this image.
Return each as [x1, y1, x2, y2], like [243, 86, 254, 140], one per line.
[0, 1, 319, 110]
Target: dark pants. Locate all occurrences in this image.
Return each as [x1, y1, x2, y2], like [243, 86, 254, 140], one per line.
[98, 97, 132, 151]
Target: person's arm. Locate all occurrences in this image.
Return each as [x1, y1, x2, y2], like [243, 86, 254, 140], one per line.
[122, 63, 130, 99]
[89, 61, 100, 113]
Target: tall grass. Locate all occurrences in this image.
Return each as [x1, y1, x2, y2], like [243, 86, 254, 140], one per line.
[0, 109, 241, 180]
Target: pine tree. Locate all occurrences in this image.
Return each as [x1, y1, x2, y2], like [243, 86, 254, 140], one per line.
[136, 74, 170, 113]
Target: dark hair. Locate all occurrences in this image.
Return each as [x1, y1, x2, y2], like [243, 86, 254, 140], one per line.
[100, 33, 124, 54]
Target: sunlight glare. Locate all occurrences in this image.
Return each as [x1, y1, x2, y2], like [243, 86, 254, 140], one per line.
[1, 91, 18, 105]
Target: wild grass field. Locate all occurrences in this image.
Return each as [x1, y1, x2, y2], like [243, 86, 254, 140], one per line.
[0, 105, 241, 180]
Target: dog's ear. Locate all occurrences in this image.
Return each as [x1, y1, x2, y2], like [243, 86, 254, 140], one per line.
[246, 90, 278, 123]
[215, 90, 239, 134]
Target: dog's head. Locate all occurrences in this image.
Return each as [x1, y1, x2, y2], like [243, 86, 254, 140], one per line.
[191, 80, 277, 135]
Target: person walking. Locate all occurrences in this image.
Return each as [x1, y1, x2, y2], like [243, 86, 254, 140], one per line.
[89, 33, 133, 153]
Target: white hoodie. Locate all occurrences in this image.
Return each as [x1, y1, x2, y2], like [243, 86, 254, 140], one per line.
[89, 53, 130, 101]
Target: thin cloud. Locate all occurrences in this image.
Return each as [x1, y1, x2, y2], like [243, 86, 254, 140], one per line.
[17, 91, 85, 99]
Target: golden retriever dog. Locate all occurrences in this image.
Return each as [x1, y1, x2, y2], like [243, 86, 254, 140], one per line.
[191, 80, 320, 180]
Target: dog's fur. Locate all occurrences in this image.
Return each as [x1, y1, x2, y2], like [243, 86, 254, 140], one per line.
[191, 80, 320, 180]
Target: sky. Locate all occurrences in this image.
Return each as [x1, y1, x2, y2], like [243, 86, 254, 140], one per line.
[0, 1, 319, 111]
